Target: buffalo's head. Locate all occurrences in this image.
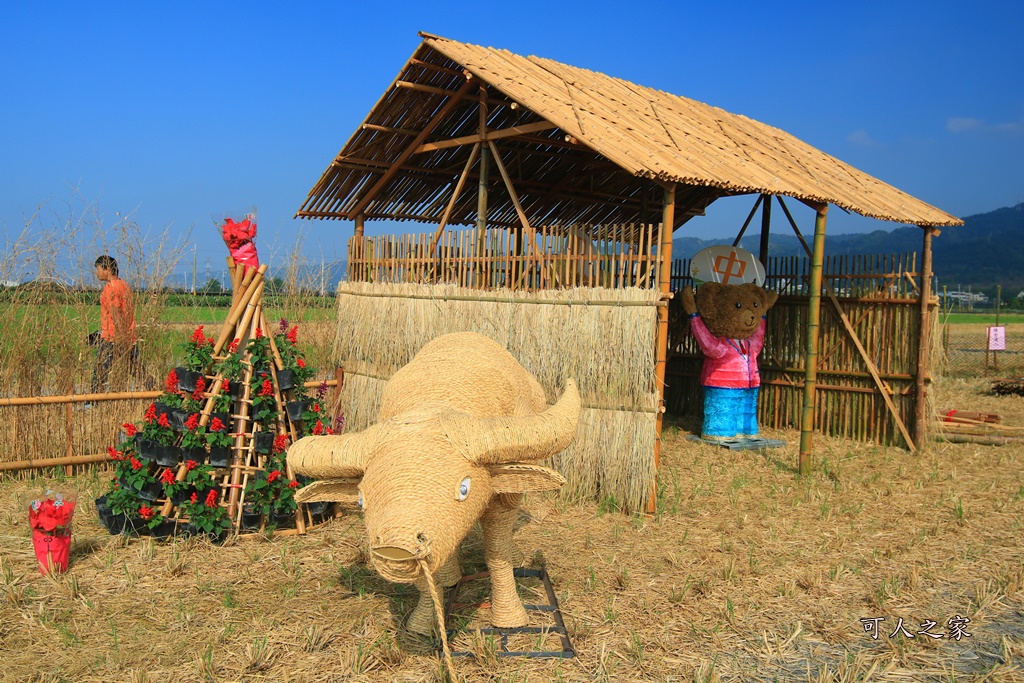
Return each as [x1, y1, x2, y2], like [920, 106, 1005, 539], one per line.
[288, 380, 580, 582]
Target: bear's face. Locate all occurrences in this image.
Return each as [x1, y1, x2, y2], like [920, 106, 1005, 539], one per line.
[694, 282, 776, 340]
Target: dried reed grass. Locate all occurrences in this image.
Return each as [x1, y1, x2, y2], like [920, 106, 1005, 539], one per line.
[332, 281, 660, 512]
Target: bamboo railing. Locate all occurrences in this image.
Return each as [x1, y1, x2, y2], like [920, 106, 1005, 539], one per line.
[348, 223, 662, 290]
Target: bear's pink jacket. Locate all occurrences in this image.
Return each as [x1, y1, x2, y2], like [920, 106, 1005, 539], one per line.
[690, 314, 766, 388]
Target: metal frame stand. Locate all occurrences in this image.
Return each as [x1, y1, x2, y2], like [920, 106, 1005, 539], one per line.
[441, 567, 575, 659]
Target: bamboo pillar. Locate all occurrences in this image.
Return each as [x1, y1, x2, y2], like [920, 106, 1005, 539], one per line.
[798, 204, 829, 476]
[354, 213, 365, 238]
[913, 226, 937, 451]
[648, 183, 676, 514]
[759, 193, 772, 265]
[475, 85, 489, 287]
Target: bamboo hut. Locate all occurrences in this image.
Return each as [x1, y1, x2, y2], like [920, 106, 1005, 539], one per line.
[296, 32, 962, 512]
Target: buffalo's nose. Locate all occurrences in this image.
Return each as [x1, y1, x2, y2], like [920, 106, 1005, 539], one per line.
[372, 545, 418, 561]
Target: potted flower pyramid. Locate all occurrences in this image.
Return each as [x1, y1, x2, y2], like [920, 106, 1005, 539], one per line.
[96, 255, 340, 541]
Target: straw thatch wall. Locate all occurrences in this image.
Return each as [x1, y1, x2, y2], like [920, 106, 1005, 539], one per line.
[332, 281, 660, 513]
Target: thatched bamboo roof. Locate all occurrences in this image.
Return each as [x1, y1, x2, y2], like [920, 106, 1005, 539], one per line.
[298, 33, 962, 229]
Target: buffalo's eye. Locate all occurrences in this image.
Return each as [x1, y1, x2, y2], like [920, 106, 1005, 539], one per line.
[457, 477, 471, 501]
[358, 490, 364, 509]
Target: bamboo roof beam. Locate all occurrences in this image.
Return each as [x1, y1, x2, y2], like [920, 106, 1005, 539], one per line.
[416, 121, 558, 153]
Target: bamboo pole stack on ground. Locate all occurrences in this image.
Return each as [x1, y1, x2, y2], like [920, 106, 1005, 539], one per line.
[332, 281, 661, 513]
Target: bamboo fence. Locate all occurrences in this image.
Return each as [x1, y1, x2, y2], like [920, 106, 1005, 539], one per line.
[667, 252, 930, 447]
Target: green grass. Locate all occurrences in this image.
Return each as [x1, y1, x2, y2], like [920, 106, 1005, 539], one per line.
[942, 311, 1024, 325]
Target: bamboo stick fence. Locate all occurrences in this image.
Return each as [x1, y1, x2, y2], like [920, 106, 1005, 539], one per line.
[667, 252, 928, 447]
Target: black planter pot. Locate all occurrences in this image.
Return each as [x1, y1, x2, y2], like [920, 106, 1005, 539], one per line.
[122, 516, 147, 536]
[180, 446, 207, 466]
[305, 500, 329, 516]
[136, 437, 158, 462]
[170, 409, 190, 432]
[155, 444, 181, 468]
[210, 412, 231, 431]
[153, 401, 173, 421]
[276, 369, 296, 391]
[270, 511, 295, 528]
[137, 481, 163, 502]
[175, 367, 203, 393]
[253, 431, 275, 454]
[95, 495, 113, 531]
[226, 380, 242, 400]
[106, 512, 128, 535]
[170, 486, 196, 506]
[285, 400, 309, 422]
[148, 519, 177, 540]
[208, 447, 231, 468]
[241, 506, 262, 530]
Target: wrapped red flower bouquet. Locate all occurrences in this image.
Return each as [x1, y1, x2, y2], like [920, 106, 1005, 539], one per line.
[27, 490, 77, 574]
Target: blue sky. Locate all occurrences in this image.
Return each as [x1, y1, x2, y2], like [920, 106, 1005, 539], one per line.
[1, 1, 1021, 283]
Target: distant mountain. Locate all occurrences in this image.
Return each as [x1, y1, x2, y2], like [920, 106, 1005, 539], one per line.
[673, 203, 1024, 291]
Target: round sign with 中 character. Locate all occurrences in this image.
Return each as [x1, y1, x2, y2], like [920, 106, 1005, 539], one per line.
[689, 246, 765, 286]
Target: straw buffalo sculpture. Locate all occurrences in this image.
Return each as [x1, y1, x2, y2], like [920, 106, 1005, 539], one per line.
[288, 332, 580, 635]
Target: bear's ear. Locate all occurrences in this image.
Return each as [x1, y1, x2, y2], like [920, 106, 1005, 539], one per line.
[763, 288, 779, 310]
[695, 282, 722, 311]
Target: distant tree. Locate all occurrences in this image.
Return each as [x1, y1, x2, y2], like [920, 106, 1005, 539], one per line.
[264, 277, 286, 295]
[198, 278, 224, 294]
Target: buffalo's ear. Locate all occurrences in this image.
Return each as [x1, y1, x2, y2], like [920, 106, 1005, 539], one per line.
[294, 478, 361, 504]
[487, 463, 566, 494]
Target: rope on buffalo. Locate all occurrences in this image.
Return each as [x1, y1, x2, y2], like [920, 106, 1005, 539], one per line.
[421, 558, 456, 680]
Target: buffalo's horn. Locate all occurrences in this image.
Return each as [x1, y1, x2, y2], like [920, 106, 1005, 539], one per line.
[286, 427, 381, 479]
[442, 379, 580, 465]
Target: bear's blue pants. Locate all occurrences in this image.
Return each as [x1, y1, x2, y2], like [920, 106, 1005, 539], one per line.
[702, 386, 759, 439]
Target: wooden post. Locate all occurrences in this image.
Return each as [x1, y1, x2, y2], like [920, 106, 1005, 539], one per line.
[648, 183, 676, 514]
[475, 85, 489, 287]
[354, 213, 365, 238]
[759, 193, 772, 265]
[913, 226, 937, 451]
[798, 204, 828, 476]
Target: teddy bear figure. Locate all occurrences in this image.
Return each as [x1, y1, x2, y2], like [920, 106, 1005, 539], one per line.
[680, 282, 778, 440]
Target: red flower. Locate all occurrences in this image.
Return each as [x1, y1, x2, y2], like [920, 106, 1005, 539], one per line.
[205, 489, 219, 507]
[255, 327, 263, 339]
[122, 422, 138, 437]
[190, 492, 198, 504]
[296, 358, 306, 369]
[312, 403, 321, 413]
[157, 413, 171, 428]
[28, 498, 75, 534]
[160, 469, 176, 484]
[107, 446, 123, 460]
[184, 413, 200, 431]
[130, 456, 143, 471]
[222, 379, 230, 393]
[190, 325, 205, 344]
[192, 376, 206, 400]
[267, 470, 281, 483]
[165, 370, 179, 393]
[209, 417, 225, 432]
[312, 420, 325, 435]
[325, 427, 335, 435]
[272, 434, 288, 454]
[259, 379, 274, 397]
[185, 459, 198, 471]
[287, 326, 298, 345]
[145, 403, 157, 422]
[288, 480, 299, 489]
[228, 338, 239, 353]
[139, 505, 155, 521]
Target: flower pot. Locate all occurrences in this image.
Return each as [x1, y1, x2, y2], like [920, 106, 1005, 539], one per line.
[210, 412, 231, 431]
[276, 369, 296, 391]
[31, 530, 71, 574]
[175, 367, 203, 393]
[305, 501, 329, 516]
[121, 516, 147, 536]
[136, 437, 158, 462]
[170, 409, 190, 432]
[253, 431, 275, 454]
[271, 511, 295, 528]
[286, 400, 309, 422]
[170, 486, 196, 506]
[181, 446, 207, 466]
[137, 481, 163, 503]
[241, 506, 262, 530]
[106, 511, 128, 535]
[208, 447, 231, 468]
[226, 380, 242, 400]
[95, 495, 113, 530]
[153, 402, 173, 421]
[148, 519, 177, 540]
[155, 444, 181, 468]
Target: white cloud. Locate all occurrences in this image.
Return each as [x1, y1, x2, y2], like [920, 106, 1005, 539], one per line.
[947, 117, 981, 132]
[948, 116, 1023, 134]
[847, 129, 880, 147]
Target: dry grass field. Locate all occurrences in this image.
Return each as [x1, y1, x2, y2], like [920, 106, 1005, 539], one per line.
[1, 377, 1023, 683]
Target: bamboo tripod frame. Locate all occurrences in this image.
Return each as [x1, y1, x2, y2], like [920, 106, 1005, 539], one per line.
[157, 257, 332, 534]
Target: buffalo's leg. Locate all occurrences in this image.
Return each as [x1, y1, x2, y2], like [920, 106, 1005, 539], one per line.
[481, 496, 528, 628]
[406, 552, 461, 636]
